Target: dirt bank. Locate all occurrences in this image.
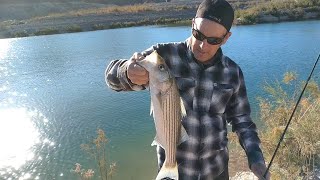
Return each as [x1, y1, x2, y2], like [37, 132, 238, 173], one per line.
[0, 1, 200, 38]
[0, 1, 319, 39]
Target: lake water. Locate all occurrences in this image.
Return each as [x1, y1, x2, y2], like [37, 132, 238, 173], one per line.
[0, 20, 319, 180]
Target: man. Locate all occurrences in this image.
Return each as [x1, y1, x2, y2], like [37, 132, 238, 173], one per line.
[105, 0, 270, 179]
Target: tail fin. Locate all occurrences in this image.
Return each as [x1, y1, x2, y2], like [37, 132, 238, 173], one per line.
[156, 162, 178, 180]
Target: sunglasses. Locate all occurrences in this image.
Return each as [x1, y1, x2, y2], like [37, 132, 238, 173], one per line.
[192, 28, 227, 45]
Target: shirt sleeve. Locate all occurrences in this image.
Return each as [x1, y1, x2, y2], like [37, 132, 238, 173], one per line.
[225, 67, 266, 168]
[105, 59, 145, 91]
[105, 46, 156, 92]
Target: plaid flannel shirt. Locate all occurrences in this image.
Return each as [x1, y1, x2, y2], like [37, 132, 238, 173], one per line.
[105, 38, 265, 180]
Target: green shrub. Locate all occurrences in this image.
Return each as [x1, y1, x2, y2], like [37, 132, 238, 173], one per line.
[34, 28, 59, 36]
[12, 30, 29, 38]
[92, 24, 105, 30]
[235, 0, 320, 24]
[236, 10, 259, 24]
[174, 5, 189, 11]
[289, 7, 305, 19]
[304, 6, 320, 13]
[66, 25, 82, 33]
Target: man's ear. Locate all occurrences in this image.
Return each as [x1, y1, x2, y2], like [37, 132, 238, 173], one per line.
[221, 31, 232, 45]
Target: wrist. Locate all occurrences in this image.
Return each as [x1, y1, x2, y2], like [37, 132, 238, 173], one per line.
[248, 151, 265, 169]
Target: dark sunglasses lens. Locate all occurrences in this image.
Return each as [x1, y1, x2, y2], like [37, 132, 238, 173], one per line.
[207, 38, 222, 45]
[192, 29, 223, 45]
[192, 29, 204, 41]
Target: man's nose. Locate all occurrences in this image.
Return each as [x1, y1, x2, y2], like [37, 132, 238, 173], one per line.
[199, 39, 208, 49]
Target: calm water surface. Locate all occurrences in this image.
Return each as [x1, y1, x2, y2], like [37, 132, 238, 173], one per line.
[0, 20, 319, 180]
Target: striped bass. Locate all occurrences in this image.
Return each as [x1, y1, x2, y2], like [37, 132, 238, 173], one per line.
[137, 51, 188, 180]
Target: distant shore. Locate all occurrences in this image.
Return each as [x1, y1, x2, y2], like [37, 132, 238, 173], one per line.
[0, 1, 319, 39]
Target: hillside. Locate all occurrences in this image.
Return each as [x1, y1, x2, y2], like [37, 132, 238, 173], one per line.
[0, 0, 254, 21]
[0, 0, 319, 38]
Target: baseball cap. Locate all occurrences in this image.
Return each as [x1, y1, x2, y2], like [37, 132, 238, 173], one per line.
[195, 0, 234, 31]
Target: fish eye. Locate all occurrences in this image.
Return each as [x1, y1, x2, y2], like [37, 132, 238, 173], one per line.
[158, 64, 165, 71]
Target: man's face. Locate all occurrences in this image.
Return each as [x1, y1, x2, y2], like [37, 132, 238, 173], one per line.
[190, 18, 231, 63]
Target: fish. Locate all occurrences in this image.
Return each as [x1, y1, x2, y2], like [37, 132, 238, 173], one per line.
[136, 51, 188, 180]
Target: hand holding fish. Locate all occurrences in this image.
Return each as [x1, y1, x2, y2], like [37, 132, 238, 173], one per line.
[127, 52, 149, 85]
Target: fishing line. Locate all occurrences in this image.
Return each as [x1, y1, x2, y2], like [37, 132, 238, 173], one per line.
[263, 52, 320, 178]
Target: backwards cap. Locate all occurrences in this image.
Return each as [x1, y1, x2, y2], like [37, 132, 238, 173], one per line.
[195, 0, 234, 31]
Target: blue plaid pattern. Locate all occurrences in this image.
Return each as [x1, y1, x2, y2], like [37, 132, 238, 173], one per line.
[105, 38, 265, 179]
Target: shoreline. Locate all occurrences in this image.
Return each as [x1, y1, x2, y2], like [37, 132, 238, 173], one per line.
[1, 16, 319, 39]
[0, 1, 319, 39]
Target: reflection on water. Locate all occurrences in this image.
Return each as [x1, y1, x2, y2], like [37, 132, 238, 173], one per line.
[0, 86, 54, 179]
[0, 106, 56, 179]
[0, 39, 10, 59]
[0, 108, 39, 171]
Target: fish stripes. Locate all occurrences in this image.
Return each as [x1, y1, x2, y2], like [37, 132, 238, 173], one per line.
[161, 83, 181, 167]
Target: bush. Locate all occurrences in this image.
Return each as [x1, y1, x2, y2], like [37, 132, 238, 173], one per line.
[72, 129, 116, 180]
[236, 9, 259, 24]
[12, 30, 29, 38]
[66, 25, 82, 33]
[92, 24, 105, 30]
[34, 28, 59, 36]
[258, 72, 320, 179]
[295, 0, 320, 7]
[235, 0, 320, 24]
[288, 7, 305, 19]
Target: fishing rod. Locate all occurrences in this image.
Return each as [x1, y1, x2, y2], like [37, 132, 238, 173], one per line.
[263, 52, 320, 178]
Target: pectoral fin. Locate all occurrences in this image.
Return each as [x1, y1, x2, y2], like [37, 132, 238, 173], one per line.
[178, 98, 188, 144]
[151, 135, 165, 149]
[150, 101, 153, 116]
[150, 93, 162, 117]
[179, 125, 189, 144]
[180, 98, 186, 117]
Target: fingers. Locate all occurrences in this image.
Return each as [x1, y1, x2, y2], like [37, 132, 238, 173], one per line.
[127, 66, 149, 85]
[127, 53, 149, 85]
[130, 63, 147, 75]
[131, 52, 144, 62]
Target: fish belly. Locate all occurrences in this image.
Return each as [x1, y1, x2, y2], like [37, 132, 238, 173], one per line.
[159, 85, 181, 167]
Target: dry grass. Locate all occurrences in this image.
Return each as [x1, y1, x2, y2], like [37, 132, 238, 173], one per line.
[235, 0, 320, 24]
[72, 129, 116, 180]
[32, 3, 194, 20]
[230, 171, 258, 180]
[258, 72, 320, 179]
[228, 71, 319, 179]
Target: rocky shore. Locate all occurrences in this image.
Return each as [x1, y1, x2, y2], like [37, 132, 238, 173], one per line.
[0, 1, 319, 39]
[0, 2, 197, 38]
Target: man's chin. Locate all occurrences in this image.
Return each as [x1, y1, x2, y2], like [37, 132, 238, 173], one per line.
[194, 54, 209, 63]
